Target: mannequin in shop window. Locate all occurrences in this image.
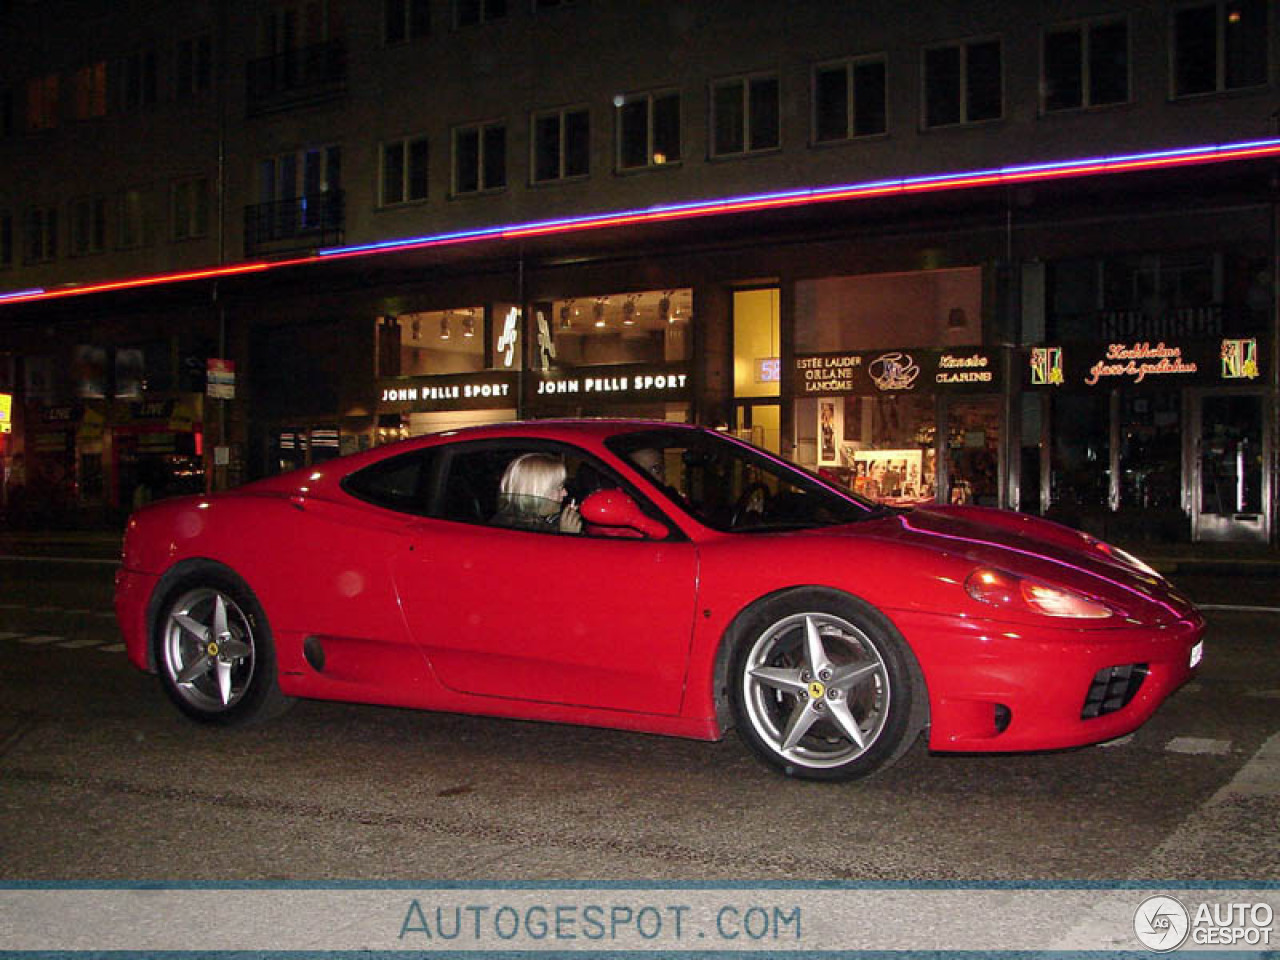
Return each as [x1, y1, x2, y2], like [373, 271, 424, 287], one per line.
[492, 453, 583, 534]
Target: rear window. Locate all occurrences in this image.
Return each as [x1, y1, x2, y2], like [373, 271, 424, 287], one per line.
[341, 449, 437, 514]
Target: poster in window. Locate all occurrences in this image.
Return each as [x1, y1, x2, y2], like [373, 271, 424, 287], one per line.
[818, 400, 842, 466]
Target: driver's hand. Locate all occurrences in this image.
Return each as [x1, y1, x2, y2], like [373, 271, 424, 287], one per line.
[559, 502, 583, 533]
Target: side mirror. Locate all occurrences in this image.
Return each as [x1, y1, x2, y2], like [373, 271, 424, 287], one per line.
[580, 490, 668, 540]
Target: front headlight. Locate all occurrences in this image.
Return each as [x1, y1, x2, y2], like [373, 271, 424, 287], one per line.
[965, 567, 1114, 619]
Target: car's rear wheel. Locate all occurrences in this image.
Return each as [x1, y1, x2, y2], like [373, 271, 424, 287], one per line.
[154, 570, 291, 725]
[730, 590, 926, 781]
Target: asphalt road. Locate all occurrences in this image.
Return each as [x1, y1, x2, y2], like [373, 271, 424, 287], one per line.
[0, 554, 1276, 883]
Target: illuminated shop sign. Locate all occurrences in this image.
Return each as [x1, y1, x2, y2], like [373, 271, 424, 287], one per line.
[531, 364, 691, 403]
[0, 392, 11, 433]
[377, 372, 518, 411]
[1023, 338, 1265, 390]
[795, 349, 998, 396]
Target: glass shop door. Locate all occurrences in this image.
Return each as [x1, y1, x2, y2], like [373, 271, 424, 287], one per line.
[1191, 390, 1270, 543]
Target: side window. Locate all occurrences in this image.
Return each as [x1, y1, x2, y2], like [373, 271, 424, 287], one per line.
[432, 440, 667, 537]
[341, 449, 436, 514]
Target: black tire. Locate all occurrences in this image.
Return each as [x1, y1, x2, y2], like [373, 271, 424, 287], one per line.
[152, 568, 292, 726]
[729, 589, 926, 781]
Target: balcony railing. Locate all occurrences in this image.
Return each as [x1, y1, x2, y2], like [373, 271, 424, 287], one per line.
[244, 190, 344, 257]
[246, 40, 346, 115]
[1097, 305, 1224, 340]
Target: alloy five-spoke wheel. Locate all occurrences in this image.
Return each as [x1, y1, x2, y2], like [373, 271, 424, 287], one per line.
[731, 590, 925, 780]
[162, 587, 257, 712]
[154, 570, 291, 725]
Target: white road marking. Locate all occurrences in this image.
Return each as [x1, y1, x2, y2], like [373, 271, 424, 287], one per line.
[17, 635, 62, 646]
[1165, 736, 1233, 755]
[1098, 735, 1134, 748]
[97, 643, 126, 653]
[0, 631, 28, 640]
[57, 638, 105, 649]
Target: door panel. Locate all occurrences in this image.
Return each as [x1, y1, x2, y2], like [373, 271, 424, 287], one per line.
[394, 520, 699, 715]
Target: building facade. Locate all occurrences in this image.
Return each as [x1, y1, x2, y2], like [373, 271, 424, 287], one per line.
[0, 0, 1276, 546]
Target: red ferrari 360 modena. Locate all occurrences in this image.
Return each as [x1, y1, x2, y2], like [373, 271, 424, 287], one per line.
[115, 420, 1204, 780]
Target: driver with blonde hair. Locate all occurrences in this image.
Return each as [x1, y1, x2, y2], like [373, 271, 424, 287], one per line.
[492, 453, 583, 533]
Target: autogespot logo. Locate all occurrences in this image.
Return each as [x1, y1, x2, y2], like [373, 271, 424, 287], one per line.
[1134, 895, 1191, 952]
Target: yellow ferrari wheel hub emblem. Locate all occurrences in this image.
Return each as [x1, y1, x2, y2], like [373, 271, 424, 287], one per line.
[207, 641, 219, 657]
[808, 680, 826, 700]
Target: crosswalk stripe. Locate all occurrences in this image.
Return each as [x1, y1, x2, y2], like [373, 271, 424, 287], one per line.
[1166, 736, 1232, 755]
[57, 638, 105, 649]
[0, 631, 29, 640]
[97, 643, 126, 653]
[18, 635, 62, 645]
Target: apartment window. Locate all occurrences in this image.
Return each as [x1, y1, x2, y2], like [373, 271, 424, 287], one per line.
[1173, 0, 1268, 97]
[0, 211, 12, 268]
[172, 177, 210, 241]
[381, 136, 430, 204]
[25, 74, 60, 130]
[813, 56, 887, 142]
[923, 38, 1002, 127]
[175, 35, 213, 100]
[532, 106, 589, 182]
[114, 46, 158, 111]
[455, 0, 505, 27]
[71, 61, 107, 120]
[23, 207, 57, 263]
[453, 121, 506, 194]
[70, 196, 107, 256]
[617, 90, 681, 170]
[710, 74, 779, 157]
[117, 186, 155, 250]
[386, 0, 430, 42]
[1043, 19, 1128, 111]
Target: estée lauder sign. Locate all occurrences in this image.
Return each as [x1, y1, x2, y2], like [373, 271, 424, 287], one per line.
[795, 349, 998, 396]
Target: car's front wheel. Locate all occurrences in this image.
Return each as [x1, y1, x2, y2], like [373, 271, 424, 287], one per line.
[154, 570, 292, 725]
[730, 590, 926, 781]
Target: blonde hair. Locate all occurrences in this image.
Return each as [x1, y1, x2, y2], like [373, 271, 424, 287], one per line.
[499, 453, 567, 501]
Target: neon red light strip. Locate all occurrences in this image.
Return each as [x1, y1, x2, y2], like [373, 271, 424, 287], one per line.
[3, 138, 1279, 306]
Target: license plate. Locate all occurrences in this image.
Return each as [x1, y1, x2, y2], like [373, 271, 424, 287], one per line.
[1189, 640, 1204, 669]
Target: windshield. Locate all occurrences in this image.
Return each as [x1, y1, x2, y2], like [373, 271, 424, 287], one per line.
[606, 428, 880, 532]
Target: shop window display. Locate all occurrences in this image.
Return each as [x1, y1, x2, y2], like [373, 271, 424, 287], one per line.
[377, 307, 487, 378]
[793, 267, 989, 505]
[539, 289, 690, 370]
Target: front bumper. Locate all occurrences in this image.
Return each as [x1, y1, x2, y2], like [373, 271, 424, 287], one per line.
[893, 608, 1205, 752]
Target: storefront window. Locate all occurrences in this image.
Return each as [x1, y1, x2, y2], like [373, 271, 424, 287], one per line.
[377, 307, 486, 377]
[945, 399, 1000, 506]
[796, 267, 982, 352]
[811, 394, 937, 503]
[1048, 393, 1110, 521]
[734, 288, 780, 452]
[1117, 391, 1180, 512]
[793, 267, 991, 505]
[538, 289, 690, 370]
